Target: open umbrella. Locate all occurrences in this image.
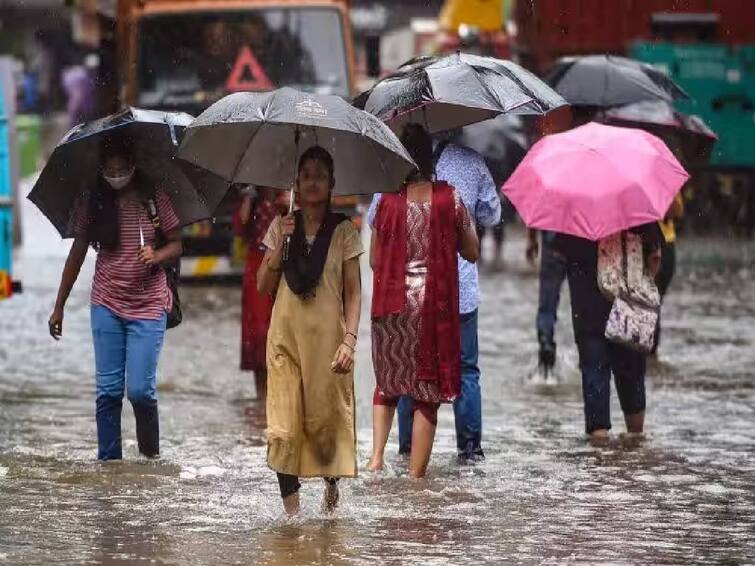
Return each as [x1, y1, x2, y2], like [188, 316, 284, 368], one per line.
[355, 52, 567, 134]
[598, 100, 717, 165]
[454, 114, 528, 188]
[28, 107, 229, 237]
[177, 87, 416, 196]
[545, 55, 689, 108]
[502, 123, 689, 241]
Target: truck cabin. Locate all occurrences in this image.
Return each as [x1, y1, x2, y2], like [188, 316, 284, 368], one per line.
[119, 1, 355, 115]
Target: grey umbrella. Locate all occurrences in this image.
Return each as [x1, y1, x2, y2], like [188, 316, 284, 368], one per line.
[455, 114, 529, 188]
[354, 52, 567, 134]
[545, 55, 689, 108]
[177, 88, 417, 197]
[28, 107, 229, 237]
[598, 100, 717, 165]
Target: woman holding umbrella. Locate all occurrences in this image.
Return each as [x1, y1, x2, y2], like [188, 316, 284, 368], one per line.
[177, 87, 417, 512]
[257, 146, 363, 516]
[48, 133, 183, 460]
[503, 122, 689, 440]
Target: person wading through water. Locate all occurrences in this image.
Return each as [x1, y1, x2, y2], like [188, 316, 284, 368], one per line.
[257, 146, 363, 516]
[49, 134, 183, 460]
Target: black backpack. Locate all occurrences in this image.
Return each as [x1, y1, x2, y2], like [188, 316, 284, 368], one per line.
[143, 198, 182, 329]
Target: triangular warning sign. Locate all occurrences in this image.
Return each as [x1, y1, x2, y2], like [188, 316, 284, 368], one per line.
[226, 46, 274, 92]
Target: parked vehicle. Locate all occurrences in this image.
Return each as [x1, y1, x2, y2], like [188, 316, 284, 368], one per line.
[512, 0, 755, 73]
[116, 0, 362, 279]
[512, 1, 755, 234]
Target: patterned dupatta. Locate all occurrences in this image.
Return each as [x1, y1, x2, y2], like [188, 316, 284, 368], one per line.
[372, 182, 461, 400]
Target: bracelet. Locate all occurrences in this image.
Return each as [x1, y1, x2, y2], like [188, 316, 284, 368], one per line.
[345, 331, 358, 341]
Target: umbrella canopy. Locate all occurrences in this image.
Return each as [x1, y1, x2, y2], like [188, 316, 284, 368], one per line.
[177, 87, 417, 196]
[598, 100, 718, 165]
[454, 114, 528, 188]
[28, 107, 229, 238]
[502, 122, 689, 241]
[545, 55, 689, 108]
[355, 52, 567, 134]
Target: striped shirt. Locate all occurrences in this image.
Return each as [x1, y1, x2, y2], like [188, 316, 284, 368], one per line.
[75, 190, 180, 320]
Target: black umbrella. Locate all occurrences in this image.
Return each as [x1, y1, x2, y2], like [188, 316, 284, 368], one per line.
[598, 100, 718, 165]
[454, 114, 528, 188]
[28, 107, 229, 238]
[177, 87, 417, 197]
[545, 55, 689, 108]
[355, 52, 567, 134]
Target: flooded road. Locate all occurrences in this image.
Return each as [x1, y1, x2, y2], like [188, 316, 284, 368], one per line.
[1, 206, 754, 564]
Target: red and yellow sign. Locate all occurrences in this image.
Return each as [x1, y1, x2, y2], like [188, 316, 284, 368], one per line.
[226, 46, 274, 92]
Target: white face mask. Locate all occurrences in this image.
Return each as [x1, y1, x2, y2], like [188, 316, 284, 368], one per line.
[103, 168, 135, 190]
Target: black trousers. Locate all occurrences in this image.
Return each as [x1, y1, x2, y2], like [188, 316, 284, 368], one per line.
[654, 241, 676, 352]
[276, 473, 338, 498]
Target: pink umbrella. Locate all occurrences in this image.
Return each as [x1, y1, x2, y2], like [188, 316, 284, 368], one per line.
[502, 122, 689, 241]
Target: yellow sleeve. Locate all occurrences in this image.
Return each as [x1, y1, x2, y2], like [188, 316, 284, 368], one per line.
[341, 221, 364, 262]
[262, 215, 282, 250]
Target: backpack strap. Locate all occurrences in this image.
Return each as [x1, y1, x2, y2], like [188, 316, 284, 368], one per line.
[143, 197, 162, 234]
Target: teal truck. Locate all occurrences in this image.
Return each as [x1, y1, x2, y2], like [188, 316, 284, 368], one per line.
[0, 58, 24, 299]
[0, 77, 14, 300]
[630, 15, 755, 234]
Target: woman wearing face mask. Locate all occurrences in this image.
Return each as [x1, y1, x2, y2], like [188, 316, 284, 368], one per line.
[48, 134, 183, 461]
[257, 146, 363, 516]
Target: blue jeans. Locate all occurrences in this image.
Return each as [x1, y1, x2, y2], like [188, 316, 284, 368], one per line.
[536, 242, 568, 346]
[398, 309, 482, 457]
[91, 305, 167, 460]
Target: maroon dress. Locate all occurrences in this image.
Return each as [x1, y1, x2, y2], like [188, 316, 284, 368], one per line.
[236, 198, 278, 371]
[371, 191, 471, 403]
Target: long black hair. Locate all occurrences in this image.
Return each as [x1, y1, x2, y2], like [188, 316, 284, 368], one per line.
[400, 123, 433, 183]
[87, 134, 135, 251]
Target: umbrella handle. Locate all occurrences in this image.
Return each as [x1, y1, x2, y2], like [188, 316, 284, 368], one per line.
[282, 185, 295, 261]
[283, 130, 300, 262]
[166, 118, 178, 146]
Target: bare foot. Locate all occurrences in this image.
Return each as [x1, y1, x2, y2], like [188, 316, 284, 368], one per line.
[322, 482, 339, 514]
[588, 429, 610, 446]
[282, 493, 300, 517]
[367, 455, 384, 471]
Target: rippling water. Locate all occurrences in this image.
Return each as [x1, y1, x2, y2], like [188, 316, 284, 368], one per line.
[1, 226, 753, 565]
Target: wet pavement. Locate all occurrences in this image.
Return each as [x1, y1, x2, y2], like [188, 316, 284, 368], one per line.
[1, 194, 754, 564]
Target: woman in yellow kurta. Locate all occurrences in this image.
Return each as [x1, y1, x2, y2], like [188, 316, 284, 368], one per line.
[257, 146, 363, 516]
